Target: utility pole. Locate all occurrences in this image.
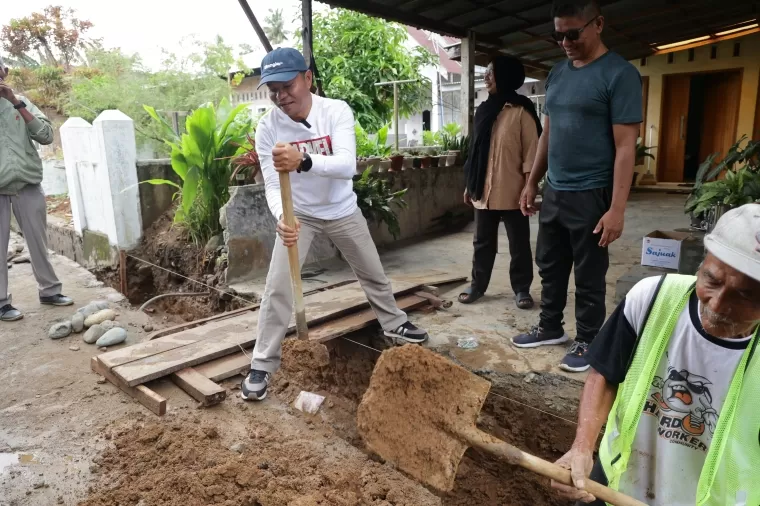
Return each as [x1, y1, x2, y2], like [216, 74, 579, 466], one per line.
[238, 0, 273, 52]
[374, 79, 417, 153]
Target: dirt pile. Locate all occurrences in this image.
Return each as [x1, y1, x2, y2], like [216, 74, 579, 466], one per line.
[79, 418, 442, 506]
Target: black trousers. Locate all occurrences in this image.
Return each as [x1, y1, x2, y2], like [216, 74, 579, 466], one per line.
[536, 186, 611, 343]
[471, 208, 533, 296]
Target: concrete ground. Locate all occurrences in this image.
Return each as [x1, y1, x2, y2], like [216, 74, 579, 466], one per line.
[0, 192, 690, 505]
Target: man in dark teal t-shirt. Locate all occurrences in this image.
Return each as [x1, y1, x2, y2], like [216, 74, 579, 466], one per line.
[514, 0, 642, 373]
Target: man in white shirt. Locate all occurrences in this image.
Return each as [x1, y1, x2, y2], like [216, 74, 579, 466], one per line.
[241, 48, 428, 402]
[552, 203, 760, 506]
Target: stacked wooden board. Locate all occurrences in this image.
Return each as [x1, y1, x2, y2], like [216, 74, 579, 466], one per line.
[92, 272, 464, 415]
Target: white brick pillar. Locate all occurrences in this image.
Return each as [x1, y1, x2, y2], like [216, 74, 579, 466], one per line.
[92, 110, 142, 249]
[60, 117, 94, 235]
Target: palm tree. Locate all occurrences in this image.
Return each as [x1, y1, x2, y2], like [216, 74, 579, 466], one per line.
[263, 9, 288, 45]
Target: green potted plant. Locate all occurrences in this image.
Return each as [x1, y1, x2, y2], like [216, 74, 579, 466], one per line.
[634, 137, 656, 186]
[428, 147, 441, 168]
[685, 136, 760, 231]
[353, 168, 408, 239]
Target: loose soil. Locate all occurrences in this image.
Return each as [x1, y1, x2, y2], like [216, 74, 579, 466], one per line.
[95, 209, 249, 323]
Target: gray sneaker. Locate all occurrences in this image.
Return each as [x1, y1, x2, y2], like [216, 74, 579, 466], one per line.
[40, 294, 74, 307]
[512, 325, 569, 348]
[241, 369, 271, 401]
[0, 304, 23, 322]
[384, 321, 429, 344]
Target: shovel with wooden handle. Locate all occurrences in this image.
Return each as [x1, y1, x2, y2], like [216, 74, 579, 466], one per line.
[357, 345, 647, 506]
[279, 171, 309, 340]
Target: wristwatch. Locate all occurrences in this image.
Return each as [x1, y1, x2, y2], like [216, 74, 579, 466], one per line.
[13, 101, 26, 110]
[298, 152, 312, 173]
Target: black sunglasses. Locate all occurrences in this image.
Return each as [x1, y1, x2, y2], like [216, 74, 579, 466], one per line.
[668, 369, 709, 395]
[551, 16, 599, 42]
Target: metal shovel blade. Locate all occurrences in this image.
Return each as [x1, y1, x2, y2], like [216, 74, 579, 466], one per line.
[357, 345, 491, 492]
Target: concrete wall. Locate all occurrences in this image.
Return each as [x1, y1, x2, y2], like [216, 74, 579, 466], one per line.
[633, 31, 760, 181]
[41, 159, 68, 196]
[232, 75, 271, 114]
[221, 165, 469, 283]
[136, 159, 182, 230]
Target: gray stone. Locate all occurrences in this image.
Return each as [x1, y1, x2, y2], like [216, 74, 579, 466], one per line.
[100, 320, 121, 331]
[71, 313, 85, 333]
[84, 309, 116, 328]
[229, 443, 247, 454]
[69, 345, 80, 351]
[205, 234, 224, 252]
[49, 322, 72, 339]
[95, 328, 127, 347]
[14, 244, 23, 253]
[12, 254, 30, 264]
[106, 292, 125, 303]
[83, 324, 106, 344]
[143, 324, 154, 333]
[77, 301, 109, 318]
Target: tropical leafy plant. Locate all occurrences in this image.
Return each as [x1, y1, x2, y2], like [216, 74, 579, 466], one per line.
[263, 8, 289, 45]
[356, 122, 392, 158]
[636, 137, 656, 163]
[422, 130, 442, 147]
[142, 98, 253, 243]
[685, 136, 760, 216]
[353, 168, 408, 239]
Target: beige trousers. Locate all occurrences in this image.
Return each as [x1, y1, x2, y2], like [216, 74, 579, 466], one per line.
[0, 184, 63, 307]
[251, 207, 406, 373]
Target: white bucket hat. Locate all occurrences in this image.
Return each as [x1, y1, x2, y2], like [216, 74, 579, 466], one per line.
[704, 203, 760, 282]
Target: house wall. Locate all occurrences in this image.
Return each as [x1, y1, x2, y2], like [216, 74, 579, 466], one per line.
[232, 75, 271, 114]
[633, 32, 760, 180]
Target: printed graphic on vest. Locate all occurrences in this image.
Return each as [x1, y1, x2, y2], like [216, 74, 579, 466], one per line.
[291, 136, 333, 156]
[642, 364, 718, 453]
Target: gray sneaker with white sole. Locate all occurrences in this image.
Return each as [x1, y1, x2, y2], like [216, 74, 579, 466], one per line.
[241, 369, 271, 401]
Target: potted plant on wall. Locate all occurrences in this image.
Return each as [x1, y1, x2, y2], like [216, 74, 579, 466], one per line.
[353, 168, 408, 239]
[389, 152, 405, 172]
[634, 138, 656, 186]
[685, 136, 760, 231]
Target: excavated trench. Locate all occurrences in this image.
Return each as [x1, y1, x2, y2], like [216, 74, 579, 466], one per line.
[273, 331, 582, 506]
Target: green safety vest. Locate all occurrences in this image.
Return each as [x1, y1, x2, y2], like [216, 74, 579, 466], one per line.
[598, 274, 760, 506]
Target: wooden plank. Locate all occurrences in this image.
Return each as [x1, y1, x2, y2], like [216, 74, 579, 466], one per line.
[90, 357, 166, 416]
[113, 288, 440, 388]
[101, 273, 463, 372]
[170, 368, 227, 406]
[309, 294, 428, 343]
[146, 279, 358, 341]
[195, 352, 252, 382]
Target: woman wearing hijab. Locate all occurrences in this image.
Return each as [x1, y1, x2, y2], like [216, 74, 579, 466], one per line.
[459, 56, 543, 310]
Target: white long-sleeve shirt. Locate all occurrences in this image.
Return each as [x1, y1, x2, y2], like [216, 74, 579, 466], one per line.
[256, 94, 358, 220]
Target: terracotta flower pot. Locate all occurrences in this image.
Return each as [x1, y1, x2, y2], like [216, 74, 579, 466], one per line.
[420, 156, 432, 169]
[429, 156, 440, 168]
[389, 155, 404, 172]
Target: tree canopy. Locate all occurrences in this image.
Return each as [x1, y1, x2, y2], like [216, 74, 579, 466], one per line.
[1, 5, 98, 68]
[308, 10, 435, 131]
[264, 9, 289, 45]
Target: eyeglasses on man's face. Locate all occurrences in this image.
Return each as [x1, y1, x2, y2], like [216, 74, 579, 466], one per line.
[551, 16, 599, 43]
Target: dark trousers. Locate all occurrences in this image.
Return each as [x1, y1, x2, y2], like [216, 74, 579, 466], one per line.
[536, 186, 611, 343]
[576, 460, 608, 506]
[471, 208, 533, 295]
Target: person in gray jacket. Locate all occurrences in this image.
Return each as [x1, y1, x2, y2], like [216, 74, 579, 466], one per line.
[0, 56, 73, 321]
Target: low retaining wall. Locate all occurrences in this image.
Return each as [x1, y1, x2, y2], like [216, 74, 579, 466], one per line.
[136, 159, 181, 230]
[11, 215, 119, 269]
[221, 165, 470, 283]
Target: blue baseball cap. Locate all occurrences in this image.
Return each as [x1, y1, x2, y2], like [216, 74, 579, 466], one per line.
[257, 48, 309, 89]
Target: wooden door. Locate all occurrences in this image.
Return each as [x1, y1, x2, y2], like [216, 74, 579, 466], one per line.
[699, 70, 742, 163]
[658, 74, 691, 182]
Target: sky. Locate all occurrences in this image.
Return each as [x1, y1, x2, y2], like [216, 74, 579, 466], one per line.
[0, 0, 323, 70]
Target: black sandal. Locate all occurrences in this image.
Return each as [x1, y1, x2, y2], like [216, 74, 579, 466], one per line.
[515, 292, 534, 310]
[458, 286, 484, 304]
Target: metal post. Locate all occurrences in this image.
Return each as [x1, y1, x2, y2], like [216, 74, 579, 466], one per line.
[375, 79, 418, 152]
[461, 32, 475, 137]
[238, 0, 273, 52]
[393, 82, 399, 153]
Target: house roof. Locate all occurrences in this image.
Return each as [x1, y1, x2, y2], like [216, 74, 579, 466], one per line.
[316, 0, 760, 76]
[406, 26, 462, 74]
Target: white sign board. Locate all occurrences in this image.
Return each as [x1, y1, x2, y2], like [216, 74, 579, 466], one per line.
[641, 235, 683, 270]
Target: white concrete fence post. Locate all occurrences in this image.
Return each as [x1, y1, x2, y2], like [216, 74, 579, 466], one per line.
[60, 110, 143, 250]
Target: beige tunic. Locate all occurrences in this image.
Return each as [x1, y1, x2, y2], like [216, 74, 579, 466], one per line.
[473, 103, 539, 210]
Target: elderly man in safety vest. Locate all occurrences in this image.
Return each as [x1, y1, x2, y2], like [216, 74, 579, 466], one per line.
[552, 203, 760, 506]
